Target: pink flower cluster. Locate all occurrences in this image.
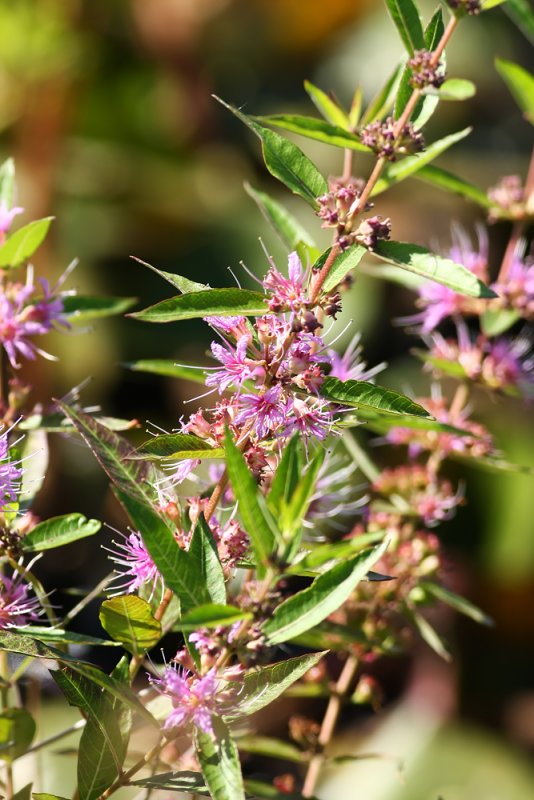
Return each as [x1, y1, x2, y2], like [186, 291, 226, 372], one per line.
[0, 428, 23, 512]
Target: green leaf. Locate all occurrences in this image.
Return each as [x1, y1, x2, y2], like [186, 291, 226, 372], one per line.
[372, 128, 472, 196]
[373, 240, 497, 298]
[10, 627, 120, 647]
[304, 80, 349, 128]
[196, 717, 245, 800]
[99, 596, 162, 654]
[130, 288, 268, 324]
[132, 433, 224, 461]
[176, 604, 251, 631]
[244, 183, 319, 262]
[216, 97, 327, 207]
[263, 542, 388, 644]
[280, 447, 325, 542]
[504, 0, 534, 45]
[495, 58, 534, 124]
[189, 516, 227, 606]
[0, 709, 35, 762]
[425, 78, 476, 101]
[131, 256, 208, 293]
[409, 609, 451, 661]
[288, 532, 386, 575]
[22, 513, 101, 552]
[57, 403, 159, 509]
[482, 0, 508, 8]
[480, 308, 521, 336]
[0, 217, 53, 268]
[33, 793, 70, 800]
[131, 772, 208, 793]
[320, 376, 431, 419]
[224, 428, 278, 576]
[385, 0, 424, 55]
[230, 652, 326, 717]
[420, 581, 493, 626]
[257, 114, 369, 152]
[124, 359, 208, 384]
[61, 296, 136, 322]
[320, 244, 367, 292]
[349, 86, 363, 129]
[0, 631, 155, 726]
[266, 434, 301, 517]
[0, 158, 15, 208]
[237, 735, 303, 763]
[361, 64, 403, 125]
[18, 428, 48, 506]
[413, 164, 492, 208]
[116, 490, 212, 614]
[13, 787, 32, 800]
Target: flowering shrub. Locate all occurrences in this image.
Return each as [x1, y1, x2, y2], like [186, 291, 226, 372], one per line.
[0, 1, 532, 798]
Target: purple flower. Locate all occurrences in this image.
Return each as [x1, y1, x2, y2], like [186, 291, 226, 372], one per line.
[0, 201, 23, 237]
[205, 335, 254, 393]
[150, 666, 223, 736]
[0, 429, 23, 511]
[234, 385, 287, 440]
[0, 573, 42, 629]
[203, 315, 249, 338]
[492, 256, 534, 317]
[105, 531, 163, 596]
[328, 334, 385, 382]
[284, 397, 334, 441]
[263, 251, 308, 312]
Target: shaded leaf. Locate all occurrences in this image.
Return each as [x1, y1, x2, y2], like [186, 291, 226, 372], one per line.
[263, 543, 387, 644]
[420, 581, 493, 626]
[504, 0, 534, 45]
[0, 217, 53, 268]
[61, 296, 136, 322]
[176, 604, 251, 631]
[216, 97, 327, 207]
[131, 772, 208, 793]
[22, 514, 101, 552]
[425, 78, 476, 101]
[266, 434, 301, 516]
[237, 735, 303, 763]
[99, 596, 162, 654]
[373, 240, 497, 298]
[409, 609, 451, 661]
[318, 244, 367, 292]
[0, 708, 35, 762]
[495, 57, 534, 124]
[130, 288, 268, 324]
[10, 627, 120, 647]
[414, 164, 492, 208]
[480, 308, 521, 336]
[189, 515, 227, 606]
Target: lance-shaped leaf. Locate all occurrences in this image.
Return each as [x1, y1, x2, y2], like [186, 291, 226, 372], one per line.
[189, 516, 226, 606]
[61, 296, 136, 322]
[315, 244, 367, 293]
[413, 164, 492, 208]
[224, 429, 278, 576]
[263, 542, 388, 644]
[130, 288, 268, 324]
[131, 256, 208, 293]
[132, 433, 224, 461]
[57, 402, 159, 508]
[124, 359, 208, 384]
[33, 795, 70, 800]
[320, 376, 430, 419]
[420, 581, 493, 626]
[99, 596, 162, 654]
[10, 627, 120, 647]
[196, 717, 245, 800]
[424, 78, 476, 101]
[504, 0, 534, 45]
[361, 63, 403, 126]
[288, 532, 385, 576]
[176, 604, 251, 631]
[495, 57, 534, 124]
[22, 514, 101, 553]
[229, 652, 326, 717]
[480, 308, 521, 336]
[244, 183, 319, 262]
[304, 80, 349, 128]
[266, 434, 301, 516]
[0, 708, 36, 762]
[0, 631, 155, 725]
[385, 0, 424, 55]
[373, 240, 497, 298]
[0, 217, 53, 268]
[116, 490, 213, 613]
[257, 115, 369, 152]
[408, 608, 451, 661]
[215, 97, 327, 207]
[237, 735, 303, 763]
[372, 128, 472, 196]
[131, 773, 208, 793]
[280, 447, 325, 541]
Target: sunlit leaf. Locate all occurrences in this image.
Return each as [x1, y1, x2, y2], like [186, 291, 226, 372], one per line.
[385, 0, 424, 55]
[99, 596, 162, 654]
[257, 114, 369, 152]
[132, 433, 224, 461]
[304, 80, 349, 128]
[176, 604, 251, 631]
[130, 256, 208, 293]
[495, 57, 534, 124]
[22, 514, 101, 552]
[130, 288, 268, 323]
[196, 717, 245, 800]
[320, 376, 431, 419]
[0, 217, 53, 268]
[413, 164, 492, 208]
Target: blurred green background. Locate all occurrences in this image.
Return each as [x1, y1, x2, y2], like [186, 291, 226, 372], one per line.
[4, 0, 534, 796]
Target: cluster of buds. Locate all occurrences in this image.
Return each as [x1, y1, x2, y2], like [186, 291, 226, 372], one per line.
[359, 117, 425, 161]
[488, 175, 534, 223]
[353, 215, 392, 251]
[317, 179, 391, 251]
[372, 465, 464, 527]
[446, 0, 482, 15]
[408, 49, 445, 90]
[429, 328, 534, 394]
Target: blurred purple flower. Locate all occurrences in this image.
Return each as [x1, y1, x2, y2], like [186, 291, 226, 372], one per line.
[0, 573, 42, 629]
